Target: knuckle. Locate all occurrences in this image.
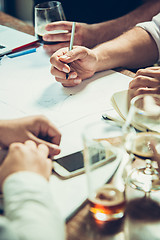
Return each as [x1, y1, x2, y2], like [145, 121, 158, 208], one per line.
[60, 22, 68, 29]
[10, 142, 22, 151]
[135, 75, 143, 81]
[137, 88, 145, 95]
[136, 69, 144, 75]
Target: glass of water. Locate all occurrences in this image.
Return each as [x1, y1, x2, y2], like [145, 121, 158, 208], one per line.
[82, 120, 125, 222]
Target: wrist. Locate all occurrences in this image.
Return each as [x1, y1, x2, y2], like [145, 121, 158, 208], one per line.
[92, 43, 116, 72]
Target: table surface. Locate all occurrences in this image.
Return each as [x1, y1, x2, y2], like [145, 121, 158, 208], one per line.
[0, 11, 136, 240]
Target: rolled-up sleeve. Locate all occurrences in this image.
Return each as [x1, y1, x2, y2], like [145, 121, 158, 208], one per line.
[2, 171, 65, 240]
[137, 13, 160, 62]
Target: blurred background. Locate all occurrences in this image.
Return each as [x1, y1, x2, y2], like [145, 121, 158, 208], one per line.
[0, 0, 33, 24]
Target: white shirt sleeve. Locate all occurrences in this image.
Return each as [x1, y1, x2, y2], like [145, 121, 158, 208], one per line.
[136, 13, 160, 62]
[2, 171, 65, 240]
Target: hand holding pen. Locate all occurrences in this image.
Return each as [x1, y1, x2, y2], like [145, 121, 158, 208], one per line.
[50, 22, 97, 87]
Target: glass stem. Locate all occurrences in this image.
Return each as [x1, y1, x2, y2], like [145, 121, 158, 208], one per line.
[144, 191, 150, 198]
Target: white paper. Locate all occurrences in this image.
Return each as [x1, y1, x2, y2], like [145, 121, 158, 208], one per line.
[0, 47, 131, 127]
[0, 25, 36, 56]
[0, 47, 132, 219]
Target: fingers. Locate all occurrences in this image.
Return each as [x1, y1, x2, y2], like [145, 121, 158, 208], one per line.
[134, 87, 160, 96]
[45, 21, 73, 32]
[43, 42, 70, 55]
[43, 21, 73, 42]
[135, 67, 160, 78]
[43, 32, 70, 43]
[28, 133, 61, 157]
[50, 46, 88, 86]
[56, 77, 82, 87]
[37, 143, 50, 158]
[24, 140, 49, 158]
[29, 115, 61, 145]
[50, 62, 70, 79]
[59, 46, 89, 63]
[50, 48, 70, 73]
[25, 139, 37, 148]
[134, 67, 160, 84]
[129, 67, 160, 97]
[129, 76, 159, 89]
[23, 115, 61, 157]
[52, 68, 82, 86]
[50, 46, 88, 66]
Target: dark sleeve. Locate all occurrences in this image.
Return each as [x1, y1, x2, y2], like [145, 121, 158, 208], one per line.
[33, 0, 143, 24]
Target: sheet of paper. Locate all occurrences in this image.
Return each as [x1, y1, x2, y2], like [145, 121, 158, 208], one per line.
[0, 47, 132, 219]
[0, 25, 37, 56]
[0, 47, 131, 128]
[0, 47, 132, 156]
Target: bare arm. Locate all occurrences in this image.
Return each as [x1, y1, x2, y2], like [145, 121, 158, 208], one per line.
[42, 0, 160, 54]
[50, 26, 159, 87]
[93, 27, 159, 72]
[89, 0, 160, 47]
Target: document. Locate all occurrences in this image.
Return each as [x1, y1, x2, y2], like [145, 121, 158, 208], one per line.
[0, 25, 37, 56]
[110, 90, 160, 132]
[0, 47, 132, 219]
[0, 47, 132, 156]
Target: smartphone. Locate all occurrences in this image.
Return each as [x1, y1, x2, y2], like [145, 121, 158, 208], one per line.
[52, 150, 116, 179]
[53, 151, 85, 179]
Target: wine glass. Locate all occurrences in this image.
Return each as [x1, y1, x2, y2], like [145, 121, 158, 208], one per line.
[34, 1, 67, 44]
[123, 94, 160, 196]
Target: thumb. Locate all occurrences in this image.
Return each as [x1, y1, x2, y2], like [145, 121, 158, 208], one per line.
[59, 46, 88, 63]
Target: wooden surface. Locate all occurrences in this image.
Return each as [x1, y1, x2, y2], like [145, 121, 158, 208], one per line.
[0, 11, 135, 240]
[0, 11, 34, 35]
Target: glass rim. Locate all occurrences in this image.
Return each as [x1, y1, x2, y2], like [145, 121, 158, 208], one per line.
[35, 1, 61, 10]
[130, 93, 160, 115]
[82, 120, 123, 141]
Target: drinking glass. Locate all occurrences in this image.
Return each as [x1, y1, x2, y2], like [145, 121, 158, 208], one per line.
[34, 1, 67, 44]
[82, 120, 125, 222]
[123, 94, 160, 196]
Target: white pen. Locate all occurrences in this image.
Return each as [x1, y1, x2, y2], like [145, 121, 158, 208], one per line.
[66, 22, 76, 79]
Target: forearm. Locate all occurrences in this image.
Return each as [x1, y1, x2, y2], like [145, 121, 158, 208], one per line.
[3, 172, 65, 240]
[93, 27, 158, 72]
[89, 0, 160, 46]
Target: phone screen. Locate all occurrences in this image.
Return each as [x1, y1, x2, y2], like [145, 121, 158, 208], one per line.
[55, 151, 84, 172]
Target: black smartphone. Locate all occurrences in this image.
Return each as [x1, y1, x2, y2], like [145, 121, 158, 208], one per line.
[52, 150, 116, 179]
[53, 151, 85, 179]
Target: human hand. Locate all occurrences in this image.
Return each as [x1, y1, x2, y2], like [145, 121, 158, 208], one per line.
[42, 21, 95, 55]
[0, 115, 61, 157]
[50, 46, 97, 87]
[128, 66, 160, 102]
[0, 140, 52, 190]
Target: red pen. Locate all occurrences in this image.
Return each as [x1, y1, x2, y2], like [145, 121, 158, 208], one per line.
[0, 40, 38, 57]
